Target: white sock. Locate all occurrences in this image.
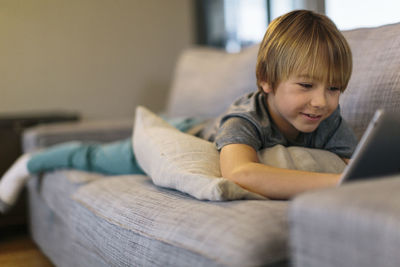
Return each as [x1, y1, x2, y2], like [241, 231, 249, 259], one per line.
[0, 153, 32, 208]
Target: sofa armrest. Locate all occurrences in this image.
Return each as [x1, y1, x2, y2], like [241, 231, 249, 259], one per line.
[22, 119, 133, 153]
[289, 175, 400, 267]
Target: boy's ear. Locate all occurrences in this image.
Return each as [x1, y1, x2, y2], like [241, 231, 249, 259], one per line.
[260, 82, 273, 94]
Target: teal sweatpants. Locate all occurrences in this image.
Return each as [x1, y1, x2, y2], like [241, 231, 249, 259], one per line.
[26, 117, 204, 175]
[27, 139, 143, 175]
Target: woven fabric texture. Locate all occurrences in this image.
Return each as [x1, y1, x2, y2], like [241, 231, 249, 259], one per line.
[290, 175, 400, 267]
[341, 23, 400, 139]
[166, 45, 259, 119]
[73, 175, 289, 267]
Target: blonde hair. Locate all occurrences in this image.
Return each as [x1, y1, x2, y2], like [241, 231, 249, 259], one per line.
[256, 10, 352, 92]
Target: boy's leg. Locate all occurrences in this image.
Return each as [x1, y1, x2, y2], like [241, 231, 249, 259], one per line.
[0, 138, 143, 212]
[27, 138, 144, 175]
[25, 117, 203, 175]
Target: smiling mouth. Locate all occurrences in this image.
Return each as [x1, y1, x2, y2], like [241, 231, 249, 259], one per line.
[301, 113, 322, 120]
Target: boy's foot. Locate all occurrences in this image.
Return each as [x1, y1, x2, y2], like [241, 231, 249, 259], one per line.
[0, 154, 31, 213]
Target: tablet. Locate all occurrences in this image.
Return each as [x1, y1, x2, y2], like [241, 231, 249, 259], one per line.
[340, 109, 400, 184]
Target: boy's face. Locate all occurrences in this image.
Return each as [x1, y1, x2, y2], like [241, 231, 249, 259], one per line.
[261, 74, 340, 141]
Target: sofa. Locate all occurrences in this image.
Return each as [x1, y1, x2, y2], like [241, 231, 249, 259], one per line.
[21, 21, 400, 267]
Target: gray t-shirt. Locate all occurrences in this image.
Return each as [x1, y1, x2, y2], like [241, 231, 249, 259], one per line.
[198, 91, 357, 159]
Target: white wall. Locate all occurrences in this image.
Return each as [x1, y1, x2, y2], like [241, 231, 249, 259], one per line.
[0, 0, 194, 119]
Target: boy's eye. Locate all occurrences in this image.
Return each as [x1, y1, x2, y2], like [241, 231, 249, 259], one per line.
[328, 86, 340, 92]
[299, 83, 313, 89]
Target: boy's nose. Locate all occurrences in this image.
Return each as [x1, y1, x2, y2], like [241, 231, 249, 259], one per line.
[310, 89, 327, 108]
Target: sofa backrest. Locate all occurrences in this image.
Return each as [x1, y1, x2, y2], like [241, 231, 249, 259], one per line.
[165, 45, 259, 119]
[166, 22, 400, 140]
[341, 22, 400, 139]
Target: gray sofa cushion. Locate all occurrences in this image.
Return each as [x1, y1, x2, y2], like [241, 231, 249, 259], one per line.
[341, 22, 400, 139]
[72, 175, 289, 267]
[290, 175, 400, 267]
[27, 174, 110, 267]
[166, 45, 259, 119]
[30, 170, 103, 218]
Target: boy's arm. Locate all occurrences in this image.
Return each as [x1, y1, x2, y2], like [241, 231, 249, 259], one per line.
[220, 144, 342, 200]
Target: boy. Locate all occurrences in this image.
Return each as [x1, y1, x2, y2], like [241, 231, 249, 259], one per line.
[199, 10, 357, 199]
[0, 10, 357, 211]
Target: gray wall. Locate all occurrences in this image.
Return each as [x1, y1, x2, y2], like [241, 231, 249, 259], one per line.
[0, 0, 194, 119]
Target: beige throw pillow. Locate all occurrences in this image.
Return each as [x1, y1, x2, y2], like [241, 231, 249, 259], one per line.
[133, 106, 265, 201]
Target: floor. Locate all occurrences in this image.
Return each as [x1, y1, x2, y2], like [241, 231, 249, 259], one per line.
[0, 227, 54, 267]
